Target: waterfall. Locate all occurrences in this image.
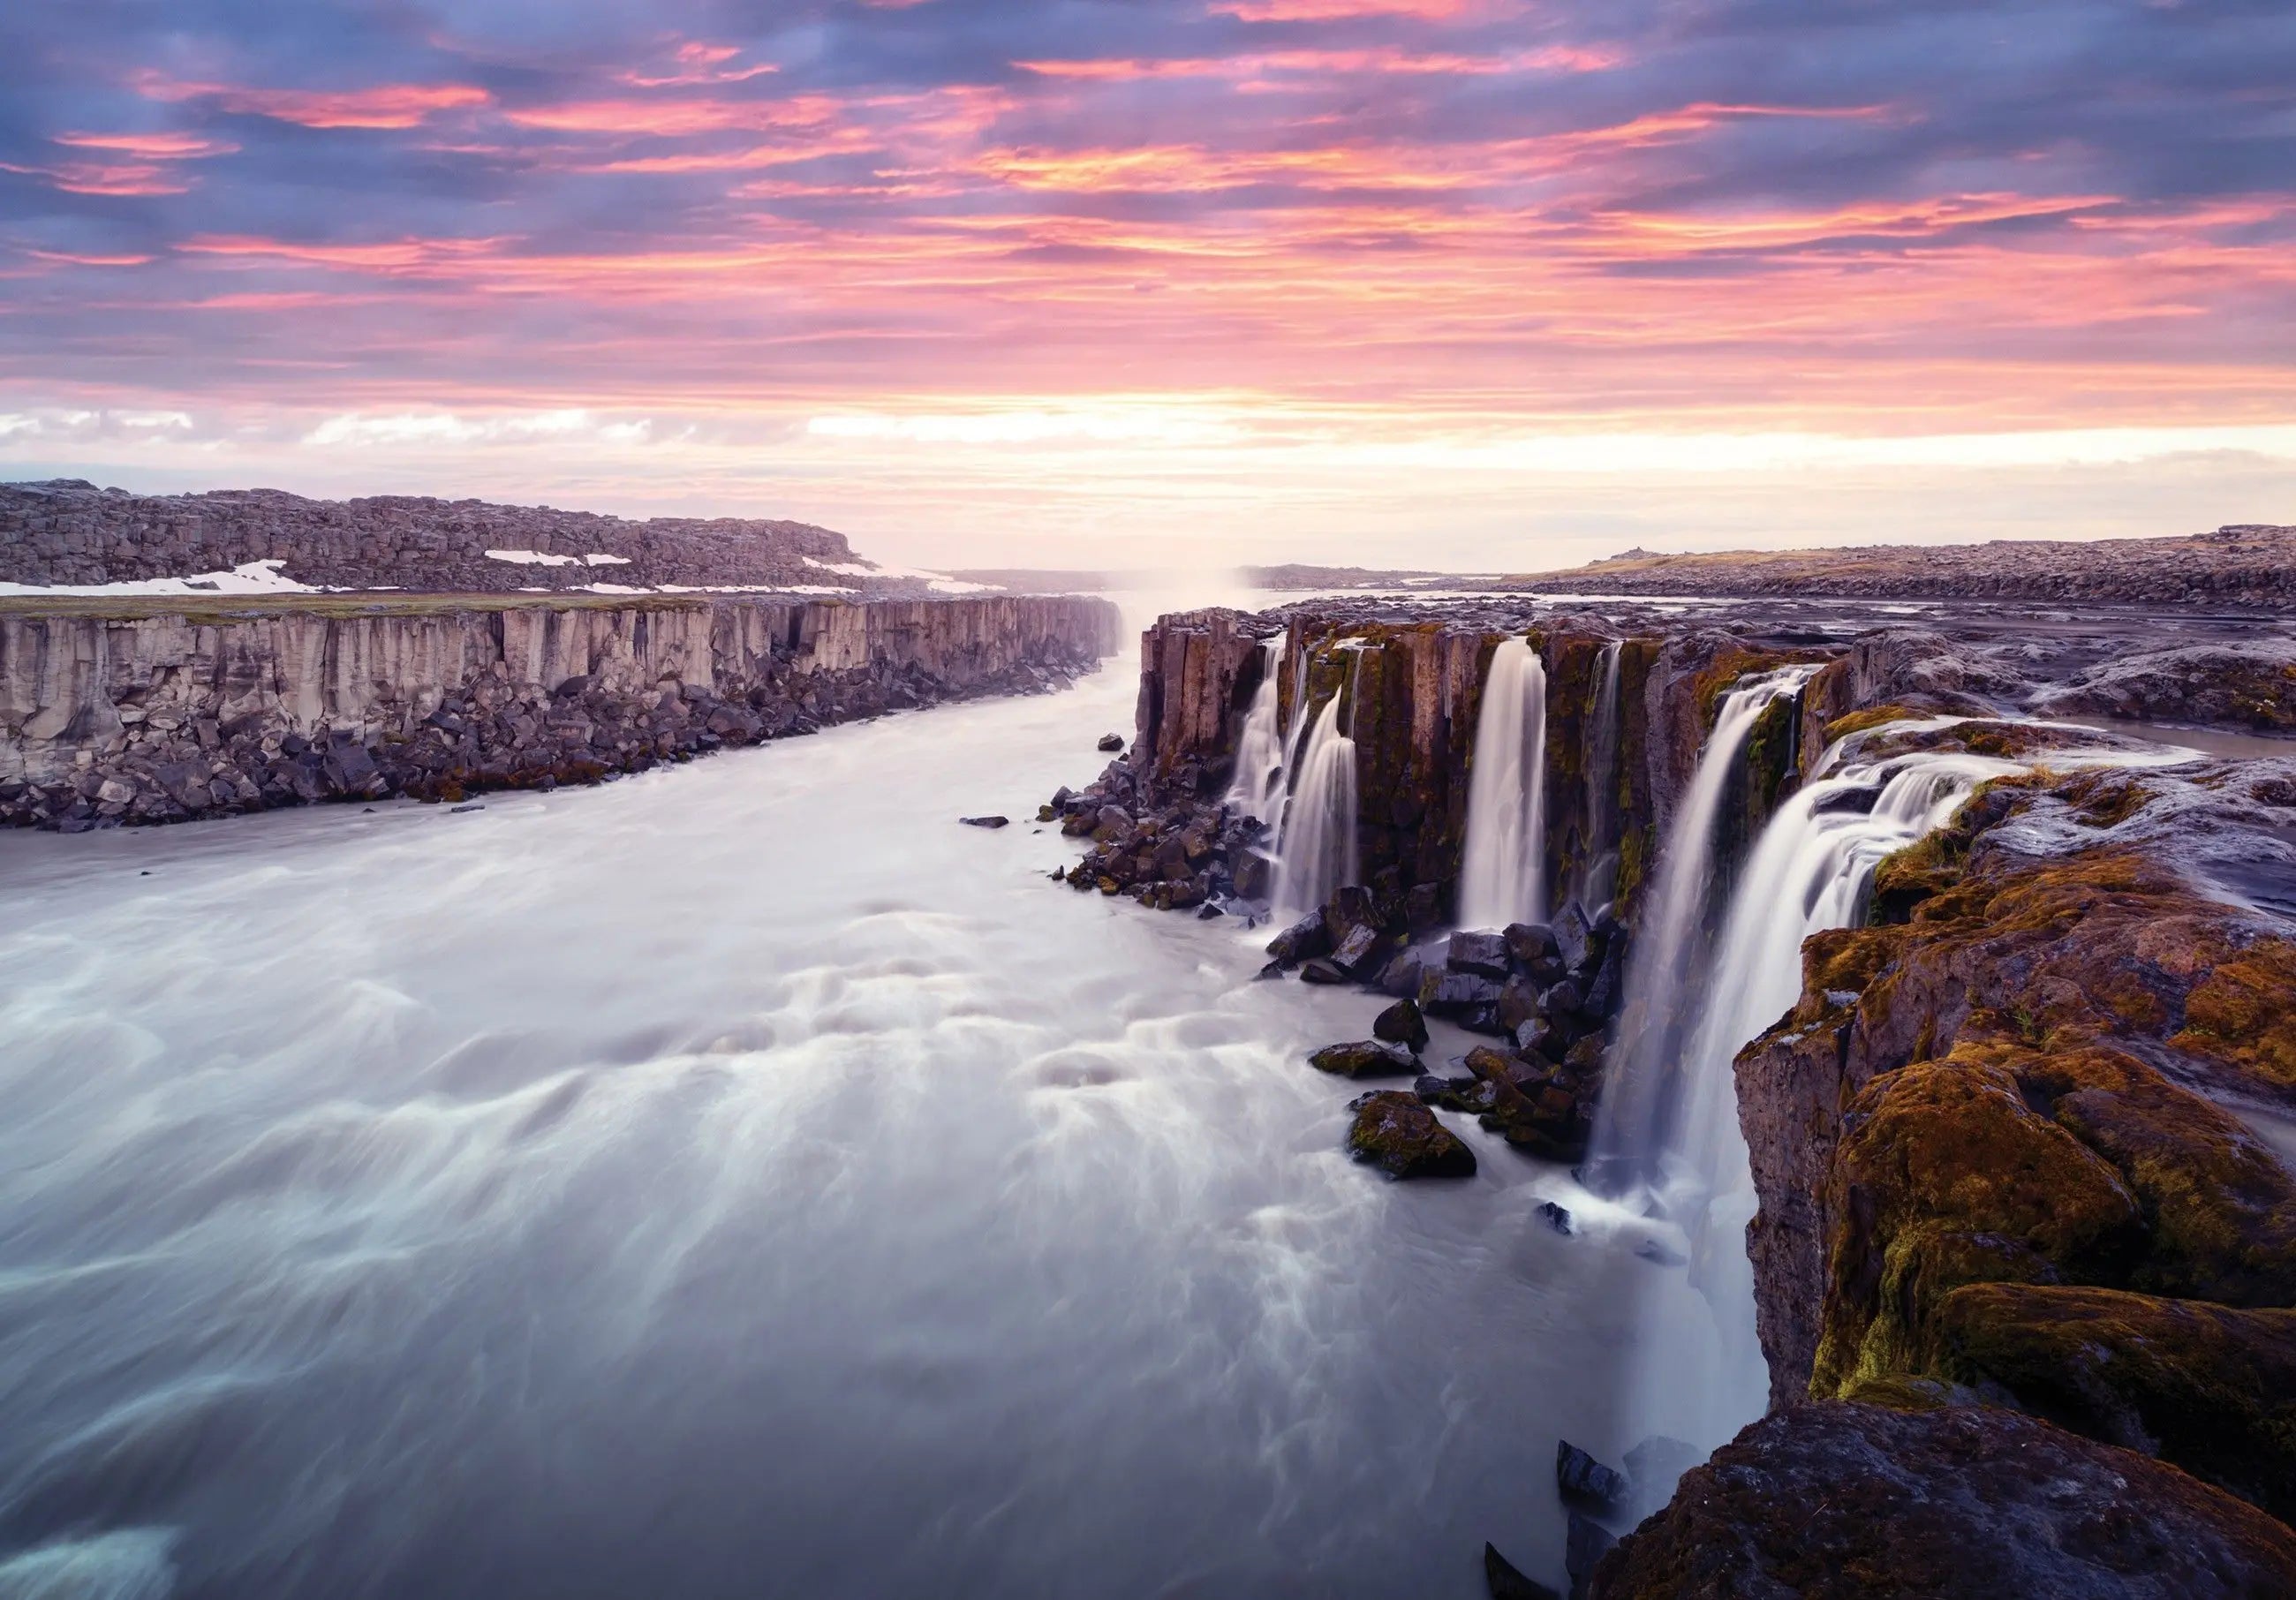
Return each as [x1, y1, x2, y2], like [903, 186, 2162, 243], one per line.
[1272, 668, 1359, 918]
[1582, 640, 1624, 908]
[1225, 642, 1285, 825]
[1590, 667, 1815, 1191]
[1457, 638, 1549, 930]
[1608, 731, 2018, 1446]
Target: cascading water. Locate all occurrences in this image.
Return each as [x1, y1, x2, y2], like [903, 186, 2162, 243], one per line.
[1225, 642, 1285, 825]
[1581, 641, 1624, 909]
[1457, 638, 1549, 930]
[1590, 667, 1816, 1191]
[1626, 744, 2021, 1435]
[1272, 657, 1360, 918]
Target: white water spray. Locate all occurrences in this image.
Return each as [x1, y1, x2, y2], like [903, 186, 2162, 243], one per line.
[1458, 638, 1549, 930]
[1582, 640, 1625, 908]
[1593, 668, 1815, 1188]
[1226, 643, 1285, 825]
[1273, 674, 1360, 918]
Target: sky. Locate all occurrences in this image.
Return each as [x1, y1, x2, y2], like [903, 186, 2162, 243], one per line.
[2, 0, 2292, 570]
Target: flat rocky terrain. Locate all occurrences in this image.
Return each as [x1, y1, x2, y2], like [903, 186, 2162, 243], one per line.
[0, 479, 940, 596]
[1253, 525, 2296, 610]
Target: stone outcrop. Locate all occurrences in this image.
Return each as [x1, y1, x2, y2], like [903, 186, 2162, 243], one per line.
[0, 479, 950, 595]
[1058, 593, 2296, 1587]
[0, 593, 1122, 829]
[1590, 1401, 2296, 1598]
[1733, 742, 2296, 1523]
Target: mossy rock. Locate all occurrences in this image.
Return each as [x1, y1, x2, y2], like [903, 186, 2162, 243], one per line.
[1922, 1282, 2296, 1522]
[1593, 1400, 2296, 1599]
[1815, 1056, 2144, 1397]
[1346, 1091, 1477, 1179]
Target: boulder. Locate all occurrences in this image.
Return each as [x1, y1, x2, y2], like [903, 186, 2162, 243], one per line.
[1504, 921, 1560, 970]
[1373, 998, 1430, 1051]
[1266, 912, 1332, 966]
[1556, 1441, 1628, 1513]
[1567, 1513, 1614, 1600]
[1552, 901, 1597, 973]
[1484, 1543, 1560, 1600]
[1448, 929, 1514, 980]
[958, 814, 1010, 828]
[1232, 848, 1274, 900]
[1591, 1401, 2296, 1599]
[1299, 958, 1352, 985]
[1310, 1041, 1420, 1079]
[1421, 970, 1505, 1016]
[1331, 920, 1388, 977]
[1346, 1091, 1477, 1179]
[1378, 948, 1431, 999]
[1098, 732, 1125, 751]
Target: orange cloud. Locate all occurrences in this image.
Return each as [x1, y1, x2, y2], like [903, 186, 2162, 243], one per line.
[53, 131, 241, 159]
[501, 95, 842, 136]
[134, 72, 490, 128]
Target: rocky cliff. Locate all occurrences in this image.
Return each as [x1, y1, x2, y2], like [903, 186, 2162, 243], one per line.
[0, 479, 948, 595]
[1048, 595, 2296, 1594]
[0, 592, 1122, 829]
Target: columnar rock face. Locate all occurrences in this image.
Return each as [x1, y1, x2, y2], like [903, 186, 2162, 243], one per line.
[0, 479, 935, 594]
[1130, 608, 1267, 801]
[0, 593, 1122, 828]
[1065, 596, 2296, 1584]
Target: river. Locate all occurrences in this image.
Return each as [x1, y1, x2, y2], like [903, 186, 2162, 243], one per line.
[0, 592, 1714, 1600]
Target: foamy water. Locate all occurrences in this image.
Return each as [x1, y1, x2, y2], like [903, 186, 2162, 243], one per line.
[0, 594, 1685, 1600]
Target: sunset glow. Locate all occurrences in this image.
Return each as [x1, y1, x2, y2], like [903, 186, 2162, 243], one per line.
[3, 0, 2290, 565]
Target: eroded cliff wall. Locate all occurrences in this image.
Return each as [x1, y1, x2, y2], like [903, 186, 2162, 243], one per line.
[0, 593, 1122, 829]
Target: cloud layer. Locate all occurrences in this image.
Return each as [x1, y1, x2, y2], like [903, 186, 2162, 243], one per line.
[2, 0, 2290, 558]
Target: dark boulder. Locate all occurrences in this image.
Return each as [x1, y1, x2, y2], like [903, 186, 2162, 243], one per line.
[1504, 922, 1559, 968]
[1266, 912, 1331, 966]
[1566, 1513, 1614, 1600]
[1498, 975, 1541, 1034]
[1552, 901, 1597, 974]
[1420, 970, 1505, 1017]
[1590, 1401, 2296, 1599]
[1557, 1441, 1628, 1513]
[1373, 998, 1430, 1051]
[1448, 929, 1514, 980]
[1539, 1201, 1574, 1236]
[1232, 848, 1274, 900]
[1097, 732, 1125, 751]
[1310, 1041, 1419, 1078]
[1484, 1543, 1560, 1600]
[1346, 1091, 1477, 1179]
[958, 814, 1010, 828]
[1378, 948, 1431, 999]
[1299, 958, 1352, 985]
[1331, 920, 1388, 977]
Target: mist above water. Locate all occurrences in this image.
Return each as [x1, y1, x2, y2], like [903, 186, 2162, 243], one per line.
[0, 592, 1680, 1600]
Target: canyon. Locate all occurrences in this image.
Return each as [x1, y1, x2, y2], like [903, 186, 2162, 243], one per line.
[1052, 591, 2296, 1595]
[1, 592, 1122, 830]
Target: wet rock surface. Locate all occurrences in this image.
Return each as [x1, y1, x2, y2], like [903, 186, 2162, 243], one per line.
[1346, 1091, 1477, 1179]
[1590, 1401, 2296, 1599]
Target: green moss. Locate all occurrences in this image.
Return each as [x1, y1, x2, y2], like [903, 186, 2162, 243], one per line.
[1813, 1055, 2145, 1399]
[1924, 1282, 2296, 1521]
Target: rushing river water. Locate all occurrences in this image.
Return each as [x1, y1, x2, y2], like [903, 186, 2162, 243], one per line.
[0, 594, 1712, 1600]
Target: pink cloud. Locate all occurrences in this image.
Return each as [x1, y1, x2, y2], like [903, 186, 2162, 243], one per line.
[134, 72, 490, 128]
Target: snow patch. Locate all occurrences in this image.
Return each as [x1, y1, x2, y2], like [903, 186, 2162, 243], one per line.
[486, 548, 578, 567]
[0, 560, 316, 597]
